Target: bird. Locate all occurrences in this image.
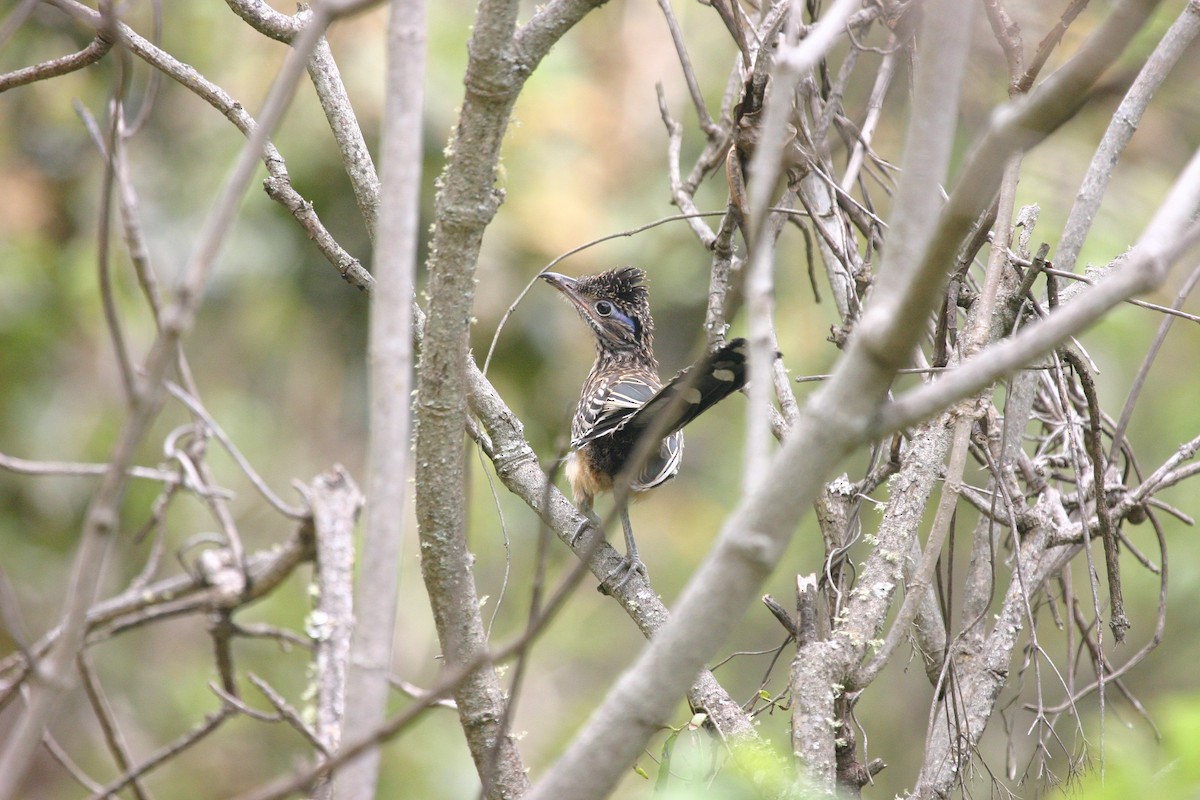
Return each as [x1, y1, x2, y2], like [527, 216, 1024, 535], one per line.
[540, 266, 749, 587]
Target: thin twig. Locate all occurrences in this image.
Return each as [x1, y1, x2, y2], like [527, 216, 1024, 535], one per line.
[1060, 347, 1127, 642]
[78, 655, 151, 800]
[0, 33, 114, 91]
[654, 0, 718, 135]
[1017, 0, 1091, 94]
[1055, 0, 1200, 273]
[95, 87, 139, 403]
[248, 674, 331, 755]
[656, 84, 719, 248]
[165, 383, 308, 519]
[0, 451, 193, 486]
[1108, 263, 1200, 464]
[87, 708, 236, 800]
[41, 731, 104, 795]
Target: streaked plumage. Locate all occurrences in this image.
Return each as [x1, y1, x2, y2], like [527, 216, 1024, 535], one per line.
[541, 267, 748, 586]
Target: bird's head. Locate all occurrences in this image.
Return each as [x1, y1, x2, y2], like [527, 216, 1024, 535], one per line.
[540, 267, 654, 356]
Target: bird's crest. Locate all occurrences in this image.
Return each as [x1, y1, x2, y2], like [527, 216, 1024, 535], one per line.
[578, 266, 648, 309]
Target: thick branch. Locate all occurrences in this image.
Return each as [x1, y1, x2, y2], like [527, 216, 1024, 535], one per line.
[334, 0, 422, 795]
[414, 1, 609, 797]
[414, 0, 530, 792]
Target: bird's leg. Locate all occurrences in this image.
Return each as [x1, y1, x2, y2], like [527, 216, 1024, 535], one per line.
[605, 504, 647, 589]
[571, 499, 601, 546]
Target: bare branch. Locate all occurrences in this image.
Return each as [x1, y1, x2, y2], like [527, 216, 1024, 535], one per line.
[1056, 0, 1200, 274]
[165, 383, 308, 518]
[87, 708, 235, 800]
[1, 521, 314, 715]
[0, 451, 192, 487]
[45, 0, 374, 291]
[1059, 347, 1127, 641]
[657, 85, 719, 248]
[1017, 0, 1092, 93]
[413, 0, 613, 795]
[654, 0, 717, 136]
[1109, 264, 1200, 463]
[248, 673, 331, 754]
[880, 152, 1200, 433]
[225, 1, 382, 235]
[315, 23, 411, 770]
[982, 0, 1025, 91]
[0, 32, 114, 91]
[334, 12, 422, 761]
[307, 468, 363, 797]
[78, 654, 150, 800]
[528, 0, 977, 795]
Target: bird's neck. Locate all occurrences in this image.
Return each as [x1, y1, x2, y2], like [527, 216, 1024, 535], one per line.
[593, 342, 658, 374]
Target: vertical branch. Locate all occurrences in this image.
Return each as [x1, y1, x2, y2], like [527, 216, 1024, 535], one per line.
[840, 40, 897, 193]
[97, 93, 138, 403]
[1061, 348, 1127, 642]
[912, 513, 1057, 797]
[408, 1, 609, 796]
[413, 0, 527, 791]
[308, 468, 363, 799]
[413, 0, 613, 794]
[333, 0, 424, 796]
[982, 0, 1025, 93]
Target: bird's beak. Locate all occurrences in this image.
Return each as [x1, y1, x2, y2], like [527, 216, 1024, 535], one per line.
[539, 272, 588, 313]
[538, 272, 577, 292]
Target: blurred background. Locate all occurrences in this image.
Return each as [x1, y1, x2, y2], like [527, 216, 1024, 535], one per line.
[2, 1, 1200, 797]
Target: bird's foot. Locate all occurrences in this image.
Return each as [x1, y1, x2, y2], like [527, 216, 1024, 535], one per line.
[570, 508, 602, 546]
[599, 554, 648, 594]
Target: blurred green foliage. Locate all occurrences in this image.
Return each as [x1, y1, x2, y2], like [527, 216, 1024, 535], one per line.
[1051, 695, 1200, 800]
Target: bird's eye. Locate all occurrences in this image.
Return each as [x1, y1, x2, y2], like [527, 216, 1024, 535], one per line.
[595, 301, 613, 316]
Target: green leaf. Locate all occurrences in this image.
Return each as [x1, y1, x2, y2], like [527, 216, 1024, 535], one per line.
[654, 726, 681, 793]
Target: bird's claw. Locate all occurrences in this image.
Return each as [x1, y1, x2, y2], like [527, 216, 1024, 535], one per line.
[600, 554, 648, 594]
[570, 509, 602, 546]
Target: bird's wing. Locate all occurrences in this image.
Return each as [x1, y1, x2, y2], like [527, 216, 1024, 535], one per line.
[584, 338, 749, 445]
[571, 372, 659, 449]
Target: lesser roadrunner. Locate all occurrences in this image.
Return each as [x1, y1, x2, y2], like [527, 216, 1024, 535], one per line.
[541, 267, 748, 586]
